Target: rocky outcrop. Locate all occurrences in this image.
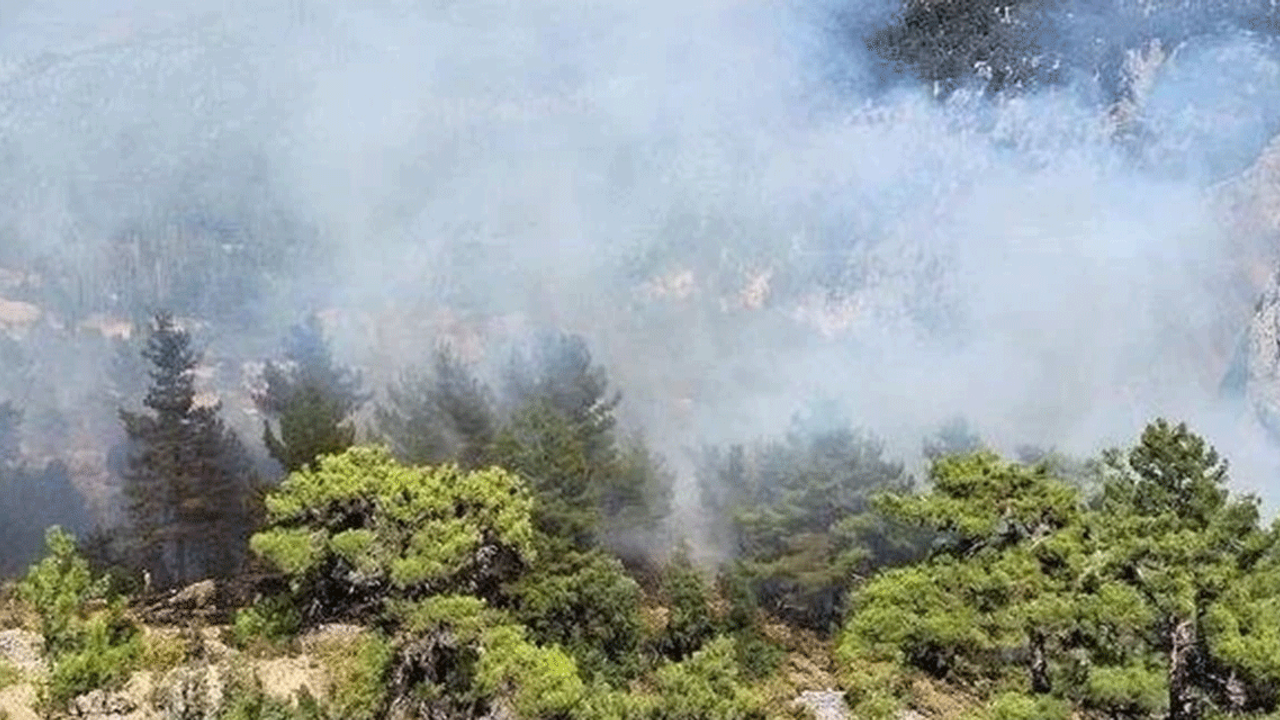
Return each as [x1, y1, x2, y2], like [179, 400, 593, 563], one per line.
[1215, 134, 1280, 325]
[136, 575, 288, 626]
[67, 688, 138, 719]
[1240, 272, 1280, 436]
[1218, 132, 1280, 421]
[1219, 134, 1280, 253]
[0, 629, 44, 674]
[0, 298, 40, 330]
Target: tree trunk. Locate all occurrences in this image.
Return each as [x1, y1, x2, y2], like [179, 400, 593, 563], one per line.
[1222, 669, 1246, 713]
[1168, 617, 1199, 720]
[1028, 628, 1051, 694]
[175, 535, 188, 588]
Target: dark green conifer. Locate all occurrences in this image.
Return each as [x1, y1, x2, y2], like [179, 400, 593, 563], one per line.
[119, 311, 252, 587]
[375, 346, 495, 468]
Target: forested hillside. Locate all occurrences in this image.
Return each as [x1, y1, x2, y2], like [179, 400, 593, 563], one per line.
[2, 0, 1280, 718]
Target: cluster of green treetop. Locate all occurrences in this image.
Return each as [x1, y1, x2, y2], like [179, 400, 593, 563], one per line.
[8, 310, 1280, 720]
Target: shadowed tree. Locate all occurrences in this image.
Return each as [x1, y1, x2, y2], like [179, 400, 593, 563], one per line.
[375, 346, 496, 469]
[702, 418, 924, 633]
[495, 332, 668, 552]
[0, 401, 19, 467]
[119, 311, 253, 587]
[502, 332, 620, 468]
[0, 402, 90, 576]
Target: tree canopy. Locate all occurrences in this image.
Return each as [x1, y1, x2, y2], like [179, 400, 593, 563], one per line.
[839, 420, 1280, 720]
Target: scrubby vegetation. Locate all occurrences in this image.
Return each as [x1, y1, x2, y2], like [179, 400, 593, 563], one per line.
[4, 315, 1279, 720]
[3, 346, 1279, 720]
[19, 527, 140, 711]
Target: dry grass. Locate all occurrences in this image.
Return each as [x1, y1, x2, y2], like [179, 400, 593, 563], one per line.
[0, 661, 19, 690]
[906, 674, 982, 719]
[0, 586, 35, 633]
[138, 628, 194, 673]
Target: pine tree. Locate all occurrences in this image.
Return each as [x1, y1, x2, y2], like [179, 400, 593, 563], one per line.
[502, 332, 619, 468]
[256, 314, 366, 473]
[1099, 419, 1271, 720]
[119, 311, 252, 587]
[375, 346, 495, 468]
[709, 423, 922, 632]
[497, 332, 672, 550]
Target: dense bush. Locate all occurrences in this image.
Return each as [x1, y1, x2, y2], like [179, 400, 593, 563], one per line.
[43, 610, 140, 708]
[653, 549, 717, 662]
[510, 546, 645, 684]
[19, 527, 140, 709]
[249, 446, 536, 623]
[646, 636, 766, 720]
[313, 631, 393, 720]
[231, 594, 302, 654]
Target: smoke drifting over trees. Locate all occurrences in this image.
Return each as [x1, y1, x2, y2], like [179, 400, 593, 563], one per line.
[1, 0, 1280, 571]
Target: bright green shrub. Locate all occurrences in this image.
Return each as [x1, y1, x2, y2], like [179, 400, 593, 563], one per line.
[511, 548, 644, 684]
[394, 594, 502, 637]
[575, 684, 652, 720]
[648, 636, 765, 720]
[1080, 662, 1167, 717]
[43, 604, 140, 708]
[962, 692, 1072, 720]
[19, 527, 106, 655]
[19, 527, 140, 710]
[250, 447, 536, 621]
[476, 624, 585, 718]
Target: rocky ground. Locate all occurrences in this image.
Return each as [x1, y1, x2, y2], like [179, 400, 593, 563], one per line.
[794, 689, 852, 720]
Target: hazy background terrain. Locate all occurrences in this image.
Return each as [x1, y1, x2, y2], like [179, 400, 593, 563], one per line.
[3, 0, 1280, 561]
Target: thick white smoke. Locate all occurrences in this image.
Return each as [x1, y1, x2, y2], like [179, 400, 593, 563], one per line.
[2, 0, 1280, 534]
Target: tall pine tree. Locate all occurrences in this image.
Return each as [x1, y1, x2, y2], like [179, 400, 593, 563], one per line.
[1099, 420, 1271, 720]
[119, 311, 253, 587]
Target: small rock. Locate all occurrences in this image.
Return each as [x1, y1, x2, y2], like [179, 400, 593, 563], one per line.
[172, 580, 217, 609]
[154, 664, 222, 720]
[0, 629, 45, 674]
[794, 689, 851, 720]
[69, 688, 136, 719]
[142, 579, 225, 624]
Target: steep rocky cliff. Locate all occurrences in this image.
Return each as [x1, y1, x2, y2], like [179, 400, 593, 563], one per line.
[1219, 136, 1280, 432]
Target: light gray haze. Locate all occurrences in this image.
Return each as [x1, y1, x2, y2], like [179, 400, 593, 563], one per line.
[2, 0, 1280, 541]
